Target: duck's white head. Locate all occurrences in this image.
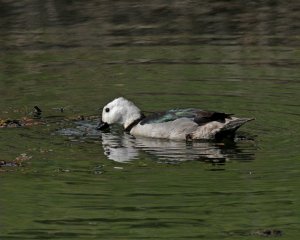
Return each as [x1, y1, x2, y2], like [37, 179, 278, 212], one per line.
[99, 97, 142, 130]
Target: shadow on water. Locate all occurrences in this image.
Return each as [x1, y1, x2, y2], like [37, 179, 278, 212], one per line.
[57, 119, 256, 164]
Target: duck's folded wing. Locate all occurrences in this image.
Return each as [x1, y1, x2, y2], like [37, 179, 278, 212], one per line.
[194, 111, 232, 125]
[140, 108, 232, 125]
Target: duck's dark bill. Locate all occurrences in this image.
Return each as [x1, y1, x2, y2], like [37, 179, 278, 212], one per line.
[96, 121, 110, 130]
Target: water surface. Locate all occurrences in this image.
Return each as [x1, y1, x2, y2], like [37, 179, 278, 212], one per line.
[1, 1, 300, 239]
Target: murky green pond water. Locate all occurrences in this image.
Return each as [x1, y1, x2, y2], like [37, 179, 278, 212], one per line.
[1, 1, 300, 239]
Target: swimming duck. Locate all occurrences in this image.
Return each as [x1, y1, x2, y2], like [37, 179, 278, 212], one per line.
[98, 97, 253, 140]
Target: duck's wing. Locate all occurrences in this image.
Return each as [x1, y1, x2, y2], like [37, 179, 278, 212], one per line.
[140, 108, 232, 125]
[193, 110, 232, 125]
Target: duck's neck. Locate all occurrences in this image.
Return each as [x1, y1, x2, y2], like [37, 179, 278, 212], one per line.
[123, 105, 145, 132]
[124, 113, 145, 132]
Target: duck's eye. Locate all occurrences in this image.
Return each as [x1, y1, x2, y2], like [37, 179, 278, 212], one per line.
[105, 108, 110, 113]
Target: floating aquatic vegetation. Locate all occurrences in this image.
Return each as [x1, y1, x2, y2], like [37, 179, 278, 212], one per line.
[250, 229, 283, 237]
[0, 153, 32, 172]
[0, 117, 45, 128]
[0, 105, 100, 129]
[228, 228, 283, 237]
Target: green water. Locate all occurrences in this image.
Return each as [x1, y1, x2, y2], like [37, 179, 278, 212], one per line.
[1, 1, 300, 239]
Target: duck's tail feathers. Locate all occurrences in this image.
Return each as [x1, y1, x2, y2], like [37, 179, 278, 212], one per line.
[215, 117, 254, 139]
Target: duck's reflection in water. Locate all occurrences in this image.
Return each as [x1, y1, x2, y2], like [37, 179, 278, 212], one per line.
[101, 133, 139, 162]
[101, 130, 255, 163]
[58, 122, 255, 164]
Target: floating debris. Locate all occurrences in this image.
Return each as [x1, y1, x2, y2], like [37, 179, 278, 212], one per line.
[52, 107, 65, 113]
[0, 106, 100, 129]
[227, 228, 283, 238]
[33, 106, 42, 119]
[0, 160, 18, 167]
[1, 106, 45, 128]
[92, 165, 104, 175]
[15, 153, 32, 161]
[0, 153, 32, 169]
[56, 168, 71, 173]
[251, 229, 283, 237]
[0, 119, 22, 128]
[113, 166, 124, 170]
